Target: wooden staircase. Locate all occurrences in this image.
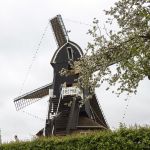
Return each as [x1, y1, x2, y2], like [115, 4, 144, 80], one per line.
[53, 96, 74, 135]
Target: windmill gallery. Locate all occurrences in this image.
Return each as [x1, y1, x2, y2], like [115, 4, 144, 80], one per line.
[14, 15, 109, 137]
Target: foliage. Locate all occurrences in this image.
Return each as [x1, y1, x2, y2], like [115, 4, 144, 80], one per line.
[1, 127, 150, 150]
[78, 0, 150, 95]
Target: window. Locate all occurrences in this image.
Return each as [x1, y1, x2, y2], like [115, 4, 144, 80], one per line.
[67, 47, 73, 60]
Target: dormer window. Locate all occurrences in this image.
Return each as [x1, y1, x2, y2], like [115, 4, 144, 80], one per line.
[67, 47, 73, 60]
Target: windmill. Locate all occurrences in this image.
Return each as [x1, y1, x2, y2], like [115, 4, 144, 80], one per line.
[14, 15, 109, 136]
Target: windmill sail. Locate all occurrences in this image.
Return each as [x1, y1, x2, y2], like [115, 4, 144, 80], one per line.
[50, 15, 68, 47]
[14, 83, 53, 111]
[14, 14, 109, 137]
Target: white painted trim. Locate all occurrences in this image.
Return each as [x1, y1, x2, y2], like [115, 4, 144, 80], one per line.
[51, 43, 67, 63]
[69, 41, 83, 56]
[51, 41, 83, 64]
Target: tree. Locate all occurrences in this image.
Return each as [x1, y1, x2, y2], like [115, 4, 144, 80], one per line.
[78, 0, 150, 95]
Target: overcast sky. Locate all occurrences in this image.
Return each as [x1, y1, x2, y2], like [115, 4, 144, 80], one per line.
[0, 0, 150, 142]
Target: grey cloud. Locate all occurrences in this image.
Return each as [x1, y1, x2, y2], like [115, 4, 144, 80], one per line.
[0, 0, 149, 142]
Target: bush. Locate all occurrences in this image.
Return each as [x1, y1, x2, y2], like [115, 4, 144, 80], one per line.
[1, 126, 150, 150]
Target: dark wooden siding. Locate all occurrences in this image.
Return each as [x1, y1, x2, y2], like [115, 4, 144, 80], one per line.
[52, 43, 82, 98]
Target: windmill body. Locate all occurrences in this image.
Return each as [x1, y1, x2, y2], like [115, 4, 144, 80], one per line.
[14, 15, 109, 136]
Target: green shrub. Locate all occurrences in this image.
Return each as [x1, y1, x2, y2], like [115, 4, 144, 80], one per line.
[1, 126, 150, 150]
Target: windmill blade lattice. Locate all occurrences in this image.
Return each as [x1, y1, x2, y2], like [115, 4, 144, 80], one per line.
[14, 83, 53, 111]
[50, 15, 68, 47]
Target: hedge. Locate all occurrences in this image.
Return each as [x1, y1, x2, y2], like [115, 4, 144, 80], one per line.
[1, 126, 150, 150]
